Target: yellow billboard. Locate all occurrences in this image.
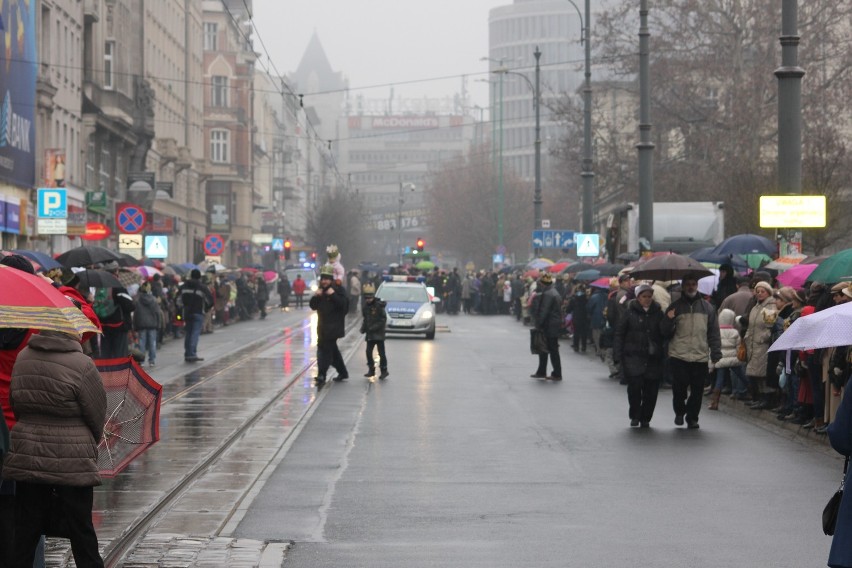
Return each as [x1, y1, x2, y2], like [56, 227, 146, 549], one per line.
[759, 195, 826, 228]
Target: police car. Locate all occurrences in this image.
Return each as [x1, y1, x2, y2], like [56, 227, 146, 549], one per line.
[376, 275, 439, 340]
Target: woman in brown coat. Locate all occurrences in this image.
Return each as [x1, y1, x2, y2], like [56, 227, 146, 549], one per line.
[4, 330, 107, 567]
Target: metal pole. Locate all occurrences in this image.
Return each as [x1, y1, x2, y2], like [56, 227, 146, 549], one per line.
[581, 0, 594, 234]
[498, 71, 504, 248]
[637, 0, 655, 251]
[534, 48, 542, 240]
[776, 0, 804, 194]
[397, 181, 403, 265]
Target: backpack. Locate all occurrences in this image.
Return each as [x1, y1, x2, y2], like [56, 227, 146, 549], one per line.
[93, 288, 118, 319]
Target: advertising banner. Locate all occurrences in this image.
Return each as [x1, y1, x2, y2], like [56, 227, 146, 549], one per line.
[5, 199, 20, 234]
[0, 1, 36, 187]
[43, 149, 66, 187]
[0, 198, 6, 231]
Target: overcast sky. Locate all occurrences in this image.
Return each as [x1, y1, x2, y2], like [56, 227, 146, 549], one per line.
[252, 0, 508, 111]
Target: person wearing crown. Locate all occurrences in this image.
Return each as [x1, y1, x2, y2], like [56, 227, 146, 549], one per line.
[360, 283, 388, 379]
[310, 264, 350, 385]
[326, 244, 345, 286]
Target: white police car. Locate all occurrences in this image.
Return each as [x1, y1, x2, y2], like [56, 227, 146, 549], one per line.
[376, 275, 439, 340]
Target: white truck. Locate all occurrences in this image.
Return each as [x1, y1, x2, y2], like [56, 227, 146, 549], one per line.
[605, 201, 725, 260]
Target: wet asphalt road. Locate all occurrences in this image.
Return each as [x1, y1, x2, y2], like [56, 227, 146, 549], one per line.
[234, 313, 841, 568]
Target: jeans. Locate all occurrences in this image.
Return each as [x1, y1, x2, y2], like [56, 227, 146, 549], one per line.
[138, 328, 158, 365]
[715, 365, 747, 394]
[184, 312, 204, 359]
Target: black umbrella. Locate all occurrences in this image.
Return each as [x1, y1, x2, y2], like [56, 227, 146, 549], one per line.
[76, 269, 123, 288]
[628, 254, 713, 281]
[56, 245, 122, 268]
[117, 253, 140, 267]
[594, 263, 624, 277]
[562, 262, 596, 274]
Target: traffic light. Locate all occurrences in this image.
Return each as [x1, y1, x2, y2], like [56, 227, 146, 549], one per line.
[416, 238, 425, 253]
[284, 239, 292, 261]
[310, 251, 317, 261]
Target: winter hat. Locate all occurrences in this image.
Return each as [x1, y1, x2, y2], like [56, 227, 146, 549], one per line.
[635, 284, 654, 297]
[776, 286, 797, 304]
[0, 254, 35, 274]
[539, 272, 553, 285]
[362, 283, 376, 296]
[618, 272, 632, 283]
[754, 281, 773, 294]
[190, 268, 202, 280]
[320, 264, 335, 278]
[326, 244, 339, 260]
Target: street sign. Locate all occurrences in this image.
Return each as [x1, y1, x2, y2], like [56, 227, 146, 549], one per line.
[204, 234, 225, 256]
[118, 234, 143, 250]
[145, 235, 168, 258]
[541, 219, 550, 228]
[37, 188, 67, 218]
[531, 230, 575, 250]
[576, 233, 600, 257]
[116, 203, 147, 234]
[271, 238, 284, 251]
[37, 218, 66, 234]
[205, 256, 222, 265]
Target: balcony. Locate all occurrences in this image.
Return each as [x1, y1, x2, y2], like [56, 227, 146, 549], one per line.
[84, 0, 100, 23]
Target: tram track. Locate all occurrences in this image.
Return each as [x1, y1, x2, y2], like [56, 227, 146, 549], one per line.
[99, 318, 363, 567]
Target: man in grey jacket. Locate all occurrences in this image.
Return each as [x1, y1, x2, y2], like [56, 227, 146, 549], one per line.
[661, 273, 722, 429]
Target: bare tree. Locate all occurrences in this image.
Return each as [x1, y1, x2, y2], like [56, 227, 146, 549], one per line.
[305, 191, 369, 267]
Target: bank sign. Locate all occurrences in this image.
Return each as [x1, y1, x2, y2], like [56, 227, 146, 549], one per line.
[0, 1, 36, 188]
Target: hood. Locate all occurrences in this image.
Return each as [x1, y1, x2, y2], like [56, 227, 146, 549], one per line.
[27, 331, 84, 353]
[718, 308, 736, 327]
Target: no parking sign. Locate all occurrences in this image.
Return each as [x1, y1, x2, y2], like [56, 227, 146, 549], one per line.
[116, 203, 147, 234]
[204, 234, 225, 256]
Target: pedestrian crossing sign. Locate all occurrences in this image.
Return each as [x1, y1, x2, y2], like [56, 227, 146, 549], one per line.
[576, 234, 600, 257]
[145, 235, 169, 259]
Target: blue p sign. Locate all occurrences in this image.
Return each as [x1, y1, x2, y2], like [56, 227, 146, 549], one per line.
[37, 188, 68, 218]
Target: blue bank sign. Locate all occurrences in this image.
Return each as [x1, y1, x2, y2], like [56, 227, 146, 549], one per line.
[0, 2, 36, 188]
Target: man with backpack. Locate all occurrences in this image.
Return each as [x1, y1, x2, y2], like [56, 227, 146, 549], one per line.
[178, 269, 214, 363]
[94, 261, 135, 359]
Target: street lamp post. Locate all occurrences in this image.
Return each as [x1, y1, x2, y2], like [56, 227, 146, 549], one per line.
[482, 56, 512, 250]
[637, 0, 655, 251]
[397, 181, 415, 265]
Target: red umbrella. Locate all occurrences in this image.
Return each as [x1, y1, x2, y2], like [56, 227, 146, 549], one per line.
[547, 262, 570, 273]
[0, 265, 101, 337]
[241, 267, 259, 274]
[523, 269, 540, 279]
[263, 270, 278, 284]
[95, 357, 162, 478]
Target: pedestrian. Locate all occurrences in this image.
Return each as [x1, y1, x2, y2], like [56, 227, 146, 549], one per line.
[292, 274, 306, 309]
[278, 274, 291, 310]
[711, 263, 738, 308]
[709, 308, 749, 408]
[530, 272, 562, 381]
[133, 282, 162, 368]
[178, 269, 214, 363]
[567, 284, 591, 352]
[661, 273, 723, 429]
[742, 280, 778, 409]
[360, 283, 388, 379]
[4, 326, 107, 568]
[215, 276, 231, 326]
[588, 283, 607, 358]
[614, 284, 665, 427]
[348, 270, 362, 314]
[310, 264, 350, 385]
[255, 274, 269, 319]
[461, 273, 472, 314]
[94, 261, 135, 359]
[827, 387, 852, 568]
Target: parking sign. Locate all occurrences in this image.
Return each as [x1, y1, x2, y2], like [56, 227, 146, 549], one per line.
[37, 188, 67, 218]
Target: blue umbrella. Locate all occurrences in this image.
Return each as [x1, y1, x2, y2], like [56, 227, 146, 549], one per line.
[11, 250, 63, 270]
[574, 269, 601, 281]
[689, 247, 749, 273]
[711, 234, 776, 257]
[178, 262, 199, 271]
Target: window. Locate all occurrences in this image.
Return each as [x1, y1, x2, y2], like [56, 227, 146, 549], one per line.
[210, 129, 229, 163]
[104, 40, 115, 89]
[211, 75, 228, 107]
[99, 146, 111, 192]
[204, 22, 218, 51]
[86, 139, 96, 188]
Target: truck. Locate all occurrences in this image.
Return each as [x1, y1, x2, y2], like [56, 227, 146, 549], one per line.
[604, 201, 725, 261]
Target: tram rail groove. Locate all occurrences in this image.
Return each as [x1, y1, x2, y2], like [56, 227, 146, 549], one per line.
[100, 319, 363, 567]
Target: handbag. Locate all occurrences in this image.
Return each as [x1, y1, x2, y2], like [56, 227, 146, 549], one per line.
[823, 455, 849, 536]
[530, 328, 549, 355]
[736, 339, 747, 362]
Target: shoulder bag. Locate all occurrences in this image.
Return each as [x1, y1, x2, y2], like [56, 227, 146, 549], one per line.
[823, 455, 849, 536]
[736, 339, 747, 362]
[530, 328, 549, 355]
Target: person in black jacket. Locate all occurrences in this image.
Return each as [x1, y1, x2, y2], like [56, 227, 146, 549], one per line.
[614, 284, 666, 428]
[255, 275, 269, 319]
[360, 283, 388, 379]
[178, 269, 214, 363]
[310, 264, 349, 385]
[96, 261, 135, 359]
[530, 273, 563, 380]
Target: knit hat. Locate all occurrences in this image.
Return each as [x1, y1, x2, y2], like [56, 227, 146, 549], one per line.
[326, 244, 339, 260]
[320, 264, 335, 278]
[635, 284, 654, 297]
[190, 268, 202, 280]
[776, 286, 804, 304]
[618, 272, 632, 282]
[754, 281, 773, 294]
[539, 272, 553, 285]
[363, 283, 376, 296]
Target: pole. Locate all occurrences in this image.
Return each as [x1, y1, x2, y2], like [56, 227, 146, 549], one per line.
[776, 0, 804, 194]
[637, 0, 655, 251]
[397, 181, 403, 265]
[534, 48, 542, 248]
[498, 71, 504, 249]
[581, 0, 594, 234]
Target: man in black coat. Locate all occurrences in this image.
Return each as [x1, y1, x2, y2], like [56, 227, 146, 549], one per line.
[530, 273, 563, 380]
[310, 264, 350, 385]
[178, 269, 214, 362]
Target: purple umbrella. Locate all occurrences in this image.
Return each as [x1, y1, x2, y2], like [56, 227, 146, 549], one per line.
[776, 264, 819, 289]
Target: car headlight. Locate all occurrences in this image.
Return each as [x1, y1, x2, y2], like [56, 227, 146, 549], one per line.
[310, 284, 318, 292]
[421, 310, 433, 320]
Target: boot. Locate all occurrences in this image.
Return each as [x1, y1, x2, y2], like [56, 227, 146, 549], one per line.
[364, 369, 375, 377]
[707, 389, 721, 410]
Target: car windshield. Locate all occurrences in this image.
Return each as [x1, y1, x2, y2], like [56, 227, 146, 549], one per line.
[284, 269, 316, 283]
[378, 285, 429, 303]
